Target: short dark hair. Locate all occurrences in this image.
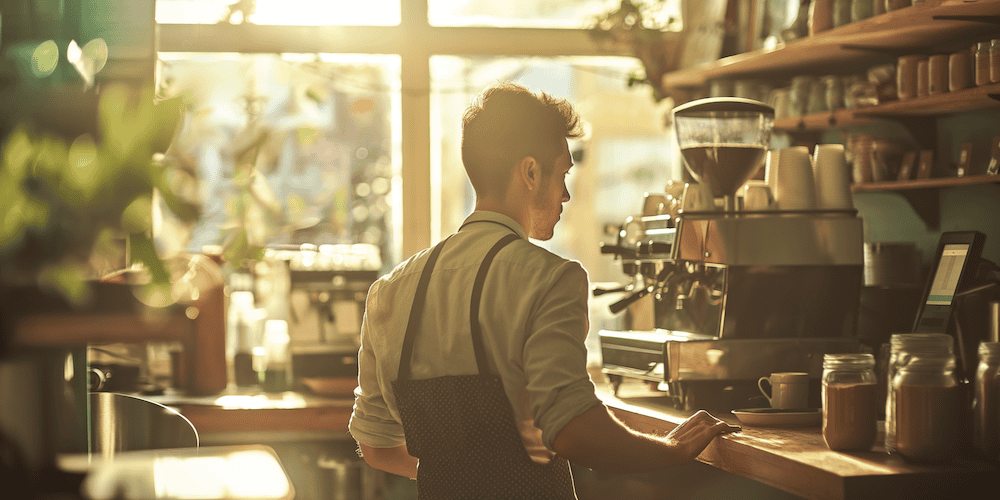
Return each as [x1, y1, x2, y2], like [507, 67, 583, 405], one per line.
[461, 82, 583, 198]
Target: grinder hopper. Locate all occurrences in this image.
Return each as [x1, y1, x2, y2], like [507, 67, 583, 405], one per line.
[673, 98, 774, 212]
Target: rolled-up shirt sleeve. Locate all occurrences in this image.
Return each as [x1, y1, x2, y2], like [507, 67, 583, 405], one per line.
[349, 283, 407, 448]
[523, 260, 603, 450]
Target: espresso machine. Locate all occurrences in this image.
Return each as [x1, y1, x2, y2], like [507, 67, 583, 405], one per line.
[598, 98, 864, 410]
[263, 244, 382, 383]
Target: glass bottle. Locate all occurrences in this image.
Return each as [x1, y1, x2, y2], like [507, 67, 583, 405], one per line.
[973, 342, 1000, 459]
[228, 290, 261, 389]
[261, 319, 292, 393]
[822, 353, 879, 451]
[884, 333, 953, 453]
[891, 351, 962, 463]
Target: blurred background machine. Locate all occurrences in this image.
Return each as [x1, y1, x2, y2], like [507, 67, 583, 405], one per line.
[264, 244, 381, 390]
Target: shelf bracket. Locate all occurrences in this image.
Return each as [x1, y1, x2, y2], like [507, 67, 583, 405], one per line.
[899, 189, 941, 230]
[932, 15, 1000, 25]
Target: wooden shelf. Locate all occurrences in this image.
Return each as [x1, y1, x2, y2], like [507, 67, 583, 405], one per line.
[661, 0, 1000, 91]
[851, 173, 1000, 191]
[6, 282, 229, 397]
[852, 82, 1000, 116]
[774, 83, 1000, 135]
[852, 174, 1000, 228]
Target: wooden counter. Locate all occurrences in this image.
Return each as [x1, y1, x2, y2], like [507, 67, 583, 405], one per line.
[148, 391, 356, 443]
[149, 382, 997, 499]
[599, 383, 998, 500]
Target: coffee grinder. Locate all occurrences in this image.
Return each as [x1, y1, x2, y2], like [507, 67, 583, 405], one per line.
[598, 98, 864, 410]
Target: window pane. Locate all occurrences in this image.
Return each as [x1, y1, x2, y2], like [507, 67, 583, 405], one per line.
[156, 53, 402, 269]
[429, 0, 680, 29]
[157, 0, 400, 26]
[430, 55, 679, 279]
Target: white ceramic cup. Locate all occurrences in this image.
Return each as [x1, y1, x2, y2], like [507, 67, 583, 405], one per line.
[742, 181, 774, 211]
[812, 144, 854, 210]
[758, 372, 810, 409]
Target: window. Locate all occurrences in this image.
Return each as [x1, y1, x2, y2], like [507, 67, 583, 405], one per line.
[156, 0, 400, 25]
[156, 53, 401, 267]
[428, 0, 680, 29]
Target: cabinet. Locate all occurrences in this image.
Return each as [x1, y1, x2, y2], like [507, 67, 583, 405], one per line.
[660, 0, 1000, 228]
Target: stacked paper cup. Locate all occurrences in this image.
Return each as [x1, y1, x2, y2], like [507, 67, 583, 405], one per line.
[765, 149, 781, 195]
[772, 146, 817, 211]
[812, 144, 854, 211]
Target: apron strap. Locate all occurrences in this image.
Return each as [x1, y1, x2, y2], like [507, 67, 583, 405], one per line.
[397, 236, 452, 381]
[469, 233, 520, 375]
[396, 231, 521, 381]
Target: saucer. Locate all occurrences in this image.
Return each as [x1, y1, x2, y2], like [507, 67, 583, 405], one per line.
[731, 408, 822, 428]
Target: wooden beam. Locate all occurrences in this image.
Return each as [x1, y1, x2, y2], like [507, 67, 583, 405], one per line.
[157, 24, 633, 58]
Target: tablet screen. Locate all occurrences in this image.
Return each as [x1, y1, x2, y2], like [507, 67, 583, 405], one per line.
[925, 243, 971, 306]
[913, 232, 984, 334]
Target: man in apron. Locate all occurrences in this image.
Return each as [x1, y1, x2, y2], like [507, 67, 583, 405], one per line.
[349, 82, 738, 499]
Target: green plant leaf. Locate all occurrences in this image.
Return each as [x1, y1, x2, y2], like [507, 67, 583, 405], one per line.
[38, 262, 92, 306]
[99, 84, 140, 160]
[62, 134, 101, 205]
[33, 134, 70, 182]
[150, 163, 201, 224]
[122, 196, 153, 235]
[2, 127, 34, 180]
[128, 233, 170, 284]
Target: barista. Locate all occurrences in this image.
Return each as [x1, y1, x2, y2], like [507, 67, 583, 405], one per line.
[349, 82, 738, 498]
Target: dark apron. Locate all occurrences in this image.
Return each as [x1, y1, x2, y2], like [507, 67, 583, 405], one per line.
[391, 232, 577, 500]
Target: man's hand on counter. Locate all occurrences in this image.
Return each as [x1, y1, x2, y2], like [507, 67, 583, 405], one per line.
[552, 404, 738, 474]
[666, 409, 741, 461]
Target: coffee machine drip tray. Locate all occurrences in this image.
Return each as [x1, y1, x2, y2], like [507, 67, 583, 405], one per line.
[598, 329, 860, 409]
[598, 329, 713, 382]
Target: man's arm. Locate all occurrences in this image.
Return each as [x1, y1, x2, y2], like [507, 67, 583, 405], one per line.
[358, 443, 418, 479]
[551, 404, 738, 474]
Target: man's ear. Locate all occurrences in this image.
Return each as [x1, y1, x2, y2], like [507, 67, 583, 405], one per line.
[518, 156, 540, 190]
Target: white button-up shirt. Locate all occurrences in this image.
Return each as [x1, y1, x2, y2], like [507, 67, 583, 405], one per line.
[349, 211, 602, 463]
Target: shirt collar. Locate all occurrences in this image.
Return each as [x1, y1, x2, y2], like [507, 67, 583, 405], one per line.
[460, 211, 528, 240]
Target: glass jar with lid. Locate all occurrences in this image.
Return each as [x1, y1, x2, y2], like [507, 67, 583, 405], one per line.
[991, 39, 1000, 83]
[976, 42, 992, 86]
[891, 350, 962, 462]
[884, 333, 953, 453]
[973, 342, 1000, 459]
[822, 353, 878, 451]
